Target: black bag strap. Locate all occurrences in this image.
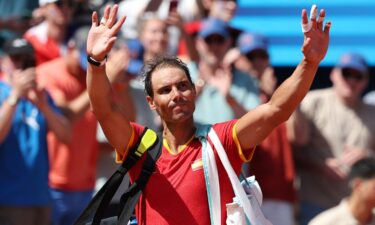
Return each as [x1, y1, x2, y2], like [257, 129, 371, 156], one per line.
[117, 141, 161, 224]
[73, 127, 162, 225]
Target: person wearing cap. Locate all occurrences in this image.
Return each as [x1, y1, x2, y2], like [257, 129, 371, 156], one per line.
[188, 17, 260, 125]
[85, 4, 329, 225]
[0, 37, 71, 225]
[231, 31, 297, 225]
[35, 26, 100, 225]
[287, 53, 375, 225]
[309, 157, 375, 225]
[226, 31, 277, 102]
[23, 0, 73, 65]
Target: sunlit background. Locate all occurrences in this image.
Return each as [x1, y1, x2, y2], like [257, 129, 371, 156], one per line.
[232, 0, 375, 67]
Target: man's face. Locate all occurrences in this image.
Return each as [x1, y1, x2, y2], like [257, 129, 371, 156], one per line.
[140, 19, 169, 57]
[197, 34, 231, 66]
[331, 68, 368, 100]
[146, 67, 196, 123]
[240, 49, 270, 78]
[44, 0, 72, 26]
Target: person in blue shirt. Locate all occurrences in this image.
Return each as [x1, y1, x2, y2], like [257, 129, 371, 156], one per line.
[0, 38, 71, 225]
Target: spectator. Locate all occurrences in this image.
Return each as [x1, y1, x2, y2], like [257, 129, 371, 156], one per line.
[36, 26, 98, 225]
[24, 0, 73, 65]
[233, 32, 297, 225]
[190, 17, 260, 125]
[85, 4, 329, 224]
[309, 157, 375, 225]
[178, 0, 242, 60]
[0, 38, 70, 225]
[287, 53, 375, 225]
[138, 14, 170, 61]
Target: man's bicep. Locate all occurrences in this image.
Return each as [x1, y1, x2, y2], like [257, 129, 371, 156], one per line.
[99, 109, 133, 155]
[236, 103, 280, 150]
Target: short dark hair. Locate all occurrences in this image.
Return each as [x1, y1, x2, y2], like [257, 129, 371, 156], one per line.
[141, 55, 194, 97]
[348, 157, 375, 181]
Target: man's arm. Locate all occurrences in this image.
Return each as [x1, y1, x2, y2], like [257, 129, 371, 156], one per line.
[236, 6, 331, 150]
[86, 5, 132, 153]
[0, 69, 36, 142]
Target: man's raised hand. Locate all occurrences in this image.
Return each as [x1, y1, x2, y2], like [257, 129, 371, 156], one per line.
[301, 5, 331, 64]
[87, 5, 126, 61]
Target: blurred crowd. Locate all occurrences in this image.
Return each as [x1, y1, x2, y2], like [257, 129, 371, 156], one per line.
[0, 0, 374, 225]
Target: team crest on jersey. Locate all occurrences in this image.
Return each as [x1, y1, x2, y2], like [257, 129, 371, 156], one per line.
[191, 159, 203, 171]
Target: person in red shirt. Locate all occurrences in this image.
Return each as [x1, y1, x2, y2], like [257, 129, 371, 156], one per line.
[24, 0, 73, 65]
[84, 4, 330, 225]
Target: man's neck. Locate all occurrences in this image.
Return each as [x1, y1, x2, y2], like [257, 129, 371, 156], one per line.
[47, 23, 65, 43]
[162, 119, 196, 154]
[348, 196, 373, 224]
[199, 61, 220, 77]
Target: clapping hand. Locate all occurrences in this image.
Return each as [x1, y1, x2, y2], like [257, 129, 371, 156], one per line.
[301, 5, 331, 64]
[86, 4, 126, 62]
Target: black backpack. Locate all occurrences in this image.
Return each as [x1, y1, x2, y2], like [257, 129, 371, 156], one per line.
[73, 127, 162, 225]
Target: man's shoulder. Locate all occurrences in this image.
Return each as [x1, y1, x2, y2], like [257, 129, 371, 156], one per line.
[37, 58, 65, 73]
[309, 201, 353, 225]
[306, 88, 333, 98]
[302, 88, 333, 106]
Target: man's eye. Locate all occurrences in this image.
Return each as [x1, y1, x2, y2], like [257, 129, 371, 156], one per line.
[159, 87, 171, 94]
[178, 83, 190, 91]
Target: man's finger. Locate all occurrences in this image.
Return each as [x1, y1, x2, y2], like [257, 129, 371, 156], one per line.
[100, 5, 111, 26]
[324, 21, 331, 35]
[301, 9, 311, 33]
[317, 9, 325, 30]
[111, 15, 126, 35]
[309, 4, 318, 29]
[107, 4, 119, 28]
[92, 11, 98, 27]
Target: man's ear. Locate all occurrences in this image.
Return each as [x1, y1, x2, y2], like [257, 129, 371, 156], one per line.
[146, 96, 156, 110]
[330, 68, 340, 83]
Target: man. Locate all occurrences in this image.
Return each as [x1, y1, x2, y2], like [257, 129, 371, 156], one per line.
[288, 53, 375, 225]
[85, 4, 330, 225]
[309, 157, 375, 225]
[190, 17, 260, 125]
[233, 31, 297, 225]
[0, 38, 70, 225]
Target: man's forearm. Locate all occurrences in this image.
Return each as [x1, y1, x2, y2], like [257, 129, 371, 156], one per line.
[87, 64, 115, 120]
[268, 59, 319, 122]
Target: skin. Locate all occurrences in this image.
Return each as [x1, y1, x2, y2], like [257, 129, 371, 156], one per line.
[86, 5, 330, 155]
[330, 68, 369, 107]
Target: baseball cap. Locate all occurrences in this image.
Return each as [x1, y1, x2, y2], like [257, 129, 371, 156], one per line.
[3, 38, 34, 56]
[336, 53, 368, 75]
[198, 18, 230, 39]
[237, 32, 268, 55]
[39, 0, 59, 6]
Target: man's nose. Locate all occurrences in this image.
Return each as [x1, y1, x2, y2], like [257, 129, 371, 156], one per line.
[171, 87, 183, 99]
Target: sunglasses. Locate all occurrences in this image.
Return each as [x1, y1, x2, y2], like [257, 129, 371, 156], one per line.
[54, 0, 73, 8]
[204, 35, 226, 45]
[341, 68, 366, 81]
[245, 49, 269, 61]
